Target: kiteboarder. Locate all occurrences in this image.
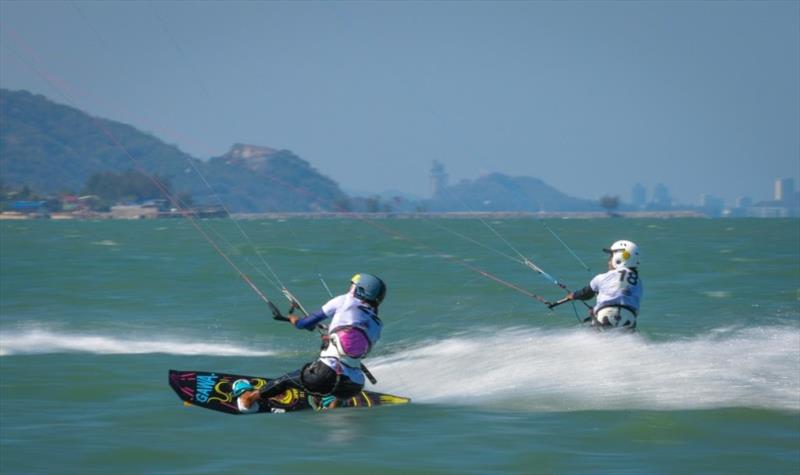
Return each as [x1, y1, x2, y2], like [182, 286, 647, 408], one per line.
[234, 273, 386, 412]
[561, 240, 643, 331]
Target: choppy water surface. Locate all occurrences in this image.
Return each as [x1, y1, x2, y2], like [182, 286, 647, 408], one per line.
[1, 218, 798, 474]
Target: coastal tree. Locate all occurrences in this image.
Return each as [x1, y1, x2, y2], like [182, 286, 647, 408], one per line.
[82, 169, 174, 203]
[177, 192, 194, 209]
[332, 196, 352, 212]
[599, 195, 620, 214]
[365, 195, 381, 213]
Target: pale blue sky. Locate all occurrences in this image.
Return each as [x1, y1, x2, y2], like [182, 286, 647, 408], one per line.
[1, 0, 798, 204]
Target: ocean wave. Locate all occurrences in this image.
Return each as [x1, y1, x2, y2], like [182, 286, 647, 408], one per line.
[370, 325, 800, 412]
[0, 328, 275, 357]
[702, 290, 731, 298]
[90, 240, 119, 246]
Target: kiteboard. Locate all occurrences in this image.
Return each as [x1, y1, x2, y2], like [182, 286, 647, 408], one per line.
[169, 369, 410, 415]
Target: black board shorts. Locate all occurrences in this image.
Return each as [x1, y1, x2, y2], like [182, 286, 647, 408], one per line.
[301, 360, 363, 399]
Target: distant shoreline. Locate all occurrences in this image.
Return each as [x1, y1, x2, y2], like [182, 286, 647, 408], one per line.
[0, 210, 710, 220]
[232, 211, 709, 219]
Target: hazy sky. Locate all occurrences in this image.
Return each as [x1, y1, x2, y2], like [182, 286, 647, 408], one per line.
[1, 1, 798, 204]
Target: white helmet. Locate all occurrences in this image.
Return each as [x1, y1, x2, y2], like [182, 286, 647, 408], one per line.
[603, 240, 640, 269]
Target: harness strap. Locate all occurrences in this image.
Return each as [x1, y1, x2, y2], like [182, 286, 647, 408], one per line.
[319, 335, 378, 384]
[596, 304, 638, 316]
[320, 342, 362, 368]
[592, 306, 637, 331]
[320, 326, 371, 364]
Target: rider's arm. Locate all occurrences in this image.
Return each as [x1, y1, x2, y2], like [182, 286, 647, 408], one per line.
[290, 308, 328, 331]
[570, 285, 596, 301]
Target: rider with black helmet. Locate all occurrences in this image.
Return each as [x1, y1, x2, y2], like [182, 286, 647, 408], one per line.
[236, 273, 386, 411]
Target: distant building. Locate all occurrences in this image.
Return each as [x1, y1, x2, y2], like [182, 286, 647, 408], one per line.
[735, 196, 752, 208]
[700, 194, 724, 217]
[60, 195, 79, 211]
[775, 178, 795, 202]
[700, 194, 723, 207]
[110, 204, 159, 219]
[732, 178, 800, 218]
[9, 200, 47, 213]
[649, 183, 672, 209]
[631, 183, 646, 209]
[746, 206, 794, 218]
[430, 161, 448, 197]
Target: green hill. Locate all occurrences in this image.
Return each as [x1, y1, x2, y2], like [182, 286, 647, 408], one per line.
[202, 144, 350, 212]
[1, 88, 607, 214]
[0, 89, 349, 212]
[428, 173, 600, 212]
[0, 89, 199, 195]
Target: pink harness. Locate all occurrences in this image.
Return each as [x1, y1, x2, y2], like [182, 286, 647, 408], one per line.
[334, 327, 371, 358]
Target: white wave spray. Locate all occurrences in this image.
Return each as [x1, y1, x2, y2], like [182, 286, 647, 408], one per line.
[371, 325, 800, 412]
[0, 328, 275, 357]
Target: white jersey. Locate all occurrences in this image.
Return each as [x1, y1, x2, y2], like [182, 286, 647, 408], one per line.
[317, 293, 383, 384]
[589, 267, 643, 314]
[321, 293, 383, 344]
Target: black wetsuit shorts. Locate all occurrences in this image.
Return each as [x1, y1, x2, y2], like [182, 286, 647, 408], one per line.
[258, 360, 363, 400]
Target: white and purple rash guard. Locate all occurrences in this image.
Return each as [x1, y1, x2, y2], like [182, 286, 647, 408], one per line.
[294, 293, 382, 384]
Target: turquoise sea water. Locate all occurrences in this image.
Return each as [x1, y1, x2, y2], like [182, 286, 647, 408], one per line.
[1, 218, 798, 474]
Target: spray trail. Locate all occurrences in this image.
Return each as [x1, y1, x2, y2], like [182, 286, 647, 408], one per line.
[370, 325, 800, 412]
[0, 328, 275, 357]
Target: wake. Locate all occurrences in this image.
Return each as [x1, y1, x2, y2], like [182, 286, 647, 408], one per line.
[0, 328, 274, 357]
[370, 325, 800, 412]
[5, 324, 797, 412]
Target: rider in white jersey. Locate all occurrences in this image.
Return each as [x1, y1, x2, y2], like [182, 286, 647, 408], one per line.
[236, 273, 385, 411]
[316, 291, 383, 385]
[566, 240, 643, 331]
